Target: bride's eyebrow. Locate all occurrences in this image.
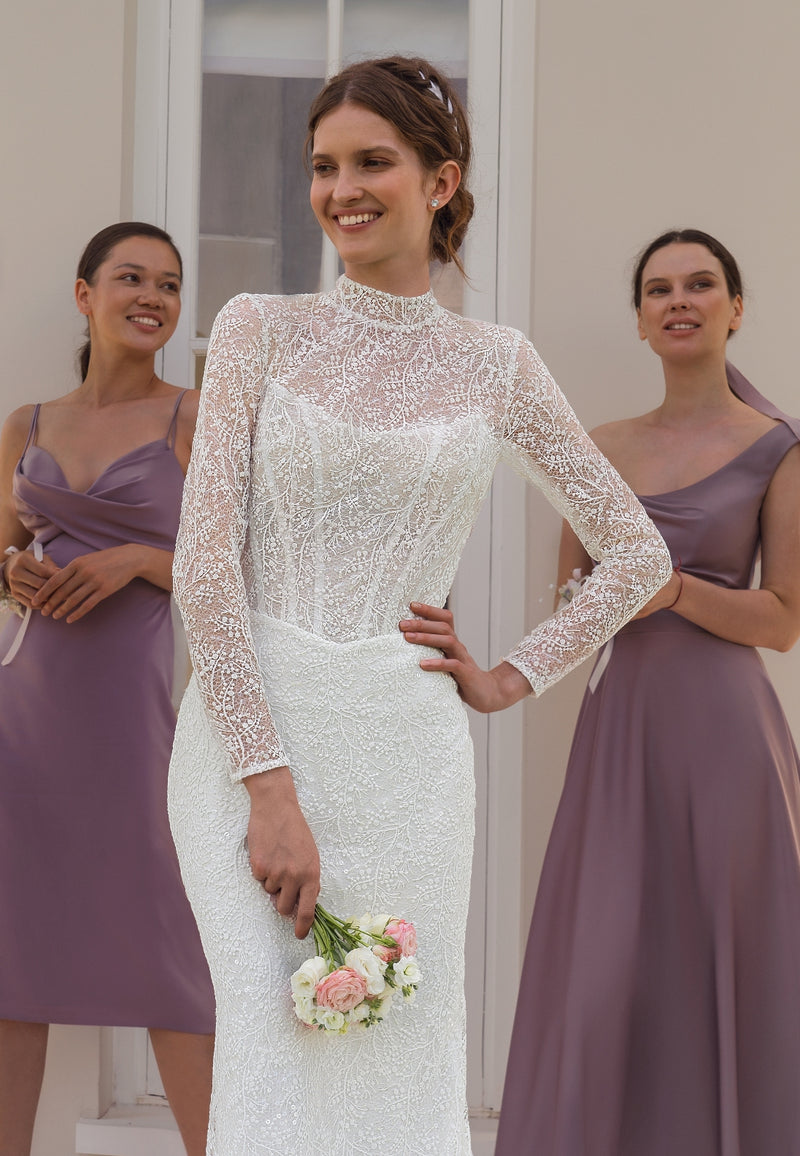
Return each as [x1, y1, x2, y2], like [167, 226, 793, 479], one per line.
[355, 146, 402, 158]
[311, 146, 403, 162]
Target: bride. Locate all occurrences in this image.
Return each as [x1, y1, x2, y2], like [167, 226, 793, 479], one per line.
[168, 55, 672, 1155]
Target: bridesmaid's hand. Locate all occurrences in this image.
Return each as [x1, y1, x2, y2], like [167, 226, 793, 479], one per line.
[31, 545, 160, 622]
[3, 548, 59, 608]
[244, 767, 321, 940]
[399, 602, 531, 713]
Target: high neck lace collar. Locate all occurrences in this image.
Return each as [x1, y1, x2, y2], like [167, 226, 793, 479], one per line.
[332, 275, 442, 328]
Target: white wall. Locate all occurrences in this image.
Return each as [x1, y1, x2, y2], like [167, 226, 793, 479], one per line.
[521, 0, 800, 916]
[0, 5, 132, 1153]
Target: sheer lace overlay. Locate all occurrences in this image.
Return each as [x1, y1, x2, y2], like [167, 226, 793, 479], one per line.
[174, 276, 671, 785]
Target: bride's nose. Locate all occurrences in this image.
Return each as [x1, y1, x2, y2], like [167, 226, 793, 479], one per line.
[333, 166, 364, 203]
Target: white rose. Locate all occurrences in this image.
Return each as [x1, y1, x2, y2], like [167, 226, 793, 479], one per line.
[345, 946, 386, 995]
[293, 995, 316, 1025]
[290, 956, 328, 999]
[314, 1007, 346, 1033]
[395, 956, 421, 986]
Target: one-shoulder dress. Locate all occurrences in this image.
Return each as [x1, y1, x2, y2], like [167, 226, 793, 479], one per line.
[496, 373, 800, 1156]
[0, 396, 214, 1032]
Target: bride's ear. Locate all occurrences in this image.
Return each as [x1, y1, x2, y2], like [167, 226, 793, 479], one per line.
[428, 160, 461, 210]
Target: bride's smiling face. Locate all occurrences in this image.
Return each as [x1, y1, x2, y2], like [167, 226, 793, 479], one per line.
[309, 102, 441, 292]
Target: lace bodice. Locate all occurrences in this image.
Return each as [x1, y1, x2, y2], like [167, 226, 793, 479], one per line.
[174, 277, 671, 782]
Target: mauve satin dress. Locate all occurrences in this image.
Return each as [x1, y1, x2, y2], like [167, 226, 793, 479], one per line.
[496, 378, 800, 1156]
[0, 396, 214, 1032]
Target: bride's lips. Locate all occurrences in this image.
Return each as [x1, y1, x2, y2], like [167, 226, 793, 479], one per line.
[333, 211, 382, 229]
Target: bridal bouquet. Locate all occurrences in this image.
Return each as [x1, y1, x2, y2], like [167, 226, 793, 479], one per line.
[290, 905, 421, 1035]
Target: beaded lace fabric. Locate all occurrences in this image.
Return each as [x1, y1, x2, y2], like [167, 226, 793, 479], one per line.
[174, 276, 670, 785]
[169, 277, 670, 1153]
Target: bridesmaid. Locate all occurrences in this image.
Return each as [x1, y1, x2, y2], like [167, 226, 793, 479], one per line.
[0, 222, 213, 1156]
[411, 228, 800, 1155]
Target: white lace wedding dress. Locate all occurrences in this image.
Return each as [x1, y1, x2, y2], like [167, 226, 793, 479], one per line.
[168, 276, 671, 1155]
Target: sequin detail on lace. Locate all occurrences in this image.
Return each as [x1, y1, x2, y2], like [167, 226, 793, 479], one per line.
[173, 276, 671, 784]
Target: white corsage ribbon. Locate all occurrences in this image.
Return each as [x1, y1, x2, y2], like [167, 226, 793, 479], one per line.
[1, 540, 44, 666]
[587, 637, 614, 694]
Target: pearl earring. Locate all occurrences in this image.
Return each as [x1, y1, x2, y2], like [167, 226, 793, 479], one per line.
[430, 198, 440, 209]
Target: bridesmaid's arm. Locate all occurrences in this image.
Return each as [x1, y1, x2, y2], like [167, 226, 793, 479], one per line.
[555, 521, 593, 612]
[666, 442, 800, 651]
[31, 543, 177, 622]
[173, 386, 200, 474]
[0, 409, 56, 608]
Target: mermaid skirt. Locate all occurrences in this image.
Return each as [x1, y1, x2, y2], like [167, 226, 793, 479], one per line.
[169, 616, 475, 1155]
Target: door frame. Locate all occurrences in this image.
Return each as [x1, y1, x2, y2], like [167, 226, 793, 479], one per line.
[123, 0, 537, 1115]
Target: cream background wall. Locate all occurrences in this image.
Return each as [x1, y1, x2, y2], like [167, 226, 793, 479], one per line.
[0, 3, 132, 1154]
[0, 1, 133, 416]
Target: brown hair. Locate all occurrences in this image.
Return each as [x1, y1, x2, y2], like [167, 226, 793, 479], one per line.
[76, 221, 183, 380]
[632, 228, 743, 312]
[305, 56, 473, 274]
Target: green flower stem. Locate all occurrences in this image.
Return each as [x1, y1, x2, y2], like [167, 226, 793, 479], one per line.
[311, 904, 398, 966]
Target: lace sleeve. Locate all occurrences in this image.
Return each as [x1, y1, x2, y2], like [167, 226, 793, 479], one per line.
[500, 334, 673, 693]
[173, 294, 289, 783]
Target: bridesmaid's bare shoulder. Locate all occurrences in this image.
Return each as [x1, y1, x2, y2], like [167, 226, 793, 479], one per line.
[177, 387, 200, 424]
[589, 415, 651, 461]
[0, 405, 37, 460]
[173, 387, 200, 472]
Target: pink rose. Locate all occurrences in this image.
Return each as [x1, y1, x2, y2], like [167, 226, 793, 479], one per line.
[315, 967, 368, 1013]
[384, 918, 417, 959]
[373, 942, 400, 963]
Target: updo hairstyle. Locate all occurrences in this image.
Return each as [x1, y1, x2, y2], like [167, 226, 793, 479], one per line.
[305, 56, 473, 274]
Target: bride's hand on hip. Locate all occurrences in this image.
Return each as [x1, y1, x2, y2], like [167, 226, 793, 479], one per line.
[244, 767, 321, 939]
[400, 602, 531, 713]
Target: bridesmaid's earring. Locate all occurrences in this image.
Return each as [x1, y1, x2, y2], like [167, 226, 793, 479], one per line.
[430, 198, 440, 209]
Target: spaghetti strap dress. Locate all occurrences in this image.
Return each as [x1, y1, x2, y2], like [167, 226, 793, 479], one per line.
[0, 393, 214, 1032]
[495, 368, 800, 1156]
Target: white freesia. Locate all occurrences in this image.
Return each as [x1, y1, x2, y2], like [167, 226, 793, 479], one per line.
[290, 955, 328, 998]
[314, 1007, 346, 1032]
[293, 995, 316, 1025]
[348, 1002, 371, 1026]
[370, 989, 393, 1020]
[355, 912, 390, 938]
[395, 956, 421, 986]
[345, 946, 386, 995]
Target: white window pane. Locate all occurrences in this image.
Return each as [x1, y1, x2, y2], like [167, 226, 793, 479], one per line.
[342, 0, 468, 74]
